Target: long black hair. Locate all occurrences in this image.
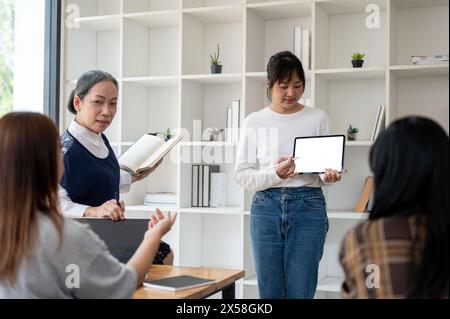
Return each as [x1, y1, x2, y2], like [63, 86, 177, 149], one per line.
[67, 70, 118, 115]
[369, 116, 449, 298]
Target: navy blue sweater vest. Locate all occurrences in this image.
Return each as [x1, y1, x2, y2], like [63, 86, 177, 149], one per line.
[60, 130, 120, 207]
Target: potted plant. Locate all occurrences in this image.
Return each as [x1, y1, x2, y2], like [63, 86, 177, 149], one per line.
[351, 52, 365, 68]
[160, 128, 173, 141]
[210, 44, 222, 74]
[347, 124, 359, 141]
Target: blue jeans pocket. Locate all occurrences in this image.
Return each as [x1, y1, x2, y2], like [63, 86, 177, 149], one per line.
[252, 191, 268, 205]
[301, 196, 326, 210]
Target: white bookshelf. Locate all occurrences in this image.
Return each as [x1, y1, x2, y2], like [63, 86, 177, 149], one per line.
[61, 0, 449, 299]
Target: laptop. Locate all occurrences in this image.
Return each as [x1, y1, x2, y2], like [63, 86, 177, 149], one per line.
[74, 218, 148, 263]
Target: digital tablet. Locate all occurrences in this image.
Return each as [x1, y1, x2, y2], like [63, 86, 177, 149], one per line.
[293, 135, 345, 174]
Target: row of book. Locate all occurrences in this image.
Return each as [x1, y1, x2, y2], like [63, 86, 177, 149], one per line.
[370, 105, 386, 142]
[293, 26, 311, 70]
[411, 54, 448, 65]
[191, 165, 227, 207]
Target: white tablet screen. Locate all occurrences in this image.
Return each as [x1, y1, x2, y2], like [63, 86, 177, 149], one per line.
[293, 135, 345, 174]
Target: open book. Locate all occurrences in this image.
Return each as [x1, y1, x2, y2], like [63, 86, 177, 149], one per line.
[118, 134, 183, 176]
[143, 275, 215, 292]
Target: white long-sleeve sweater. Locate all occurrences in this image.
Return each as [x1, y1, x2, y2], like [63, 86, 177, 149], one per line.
[234, 106, 332, 192]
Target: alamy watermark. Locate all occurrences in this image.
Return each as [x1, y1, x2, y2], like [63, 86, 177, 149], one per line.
[366, 4, 381, 29]
[65, 264, 80, 289]
[365, 264, 380, 289]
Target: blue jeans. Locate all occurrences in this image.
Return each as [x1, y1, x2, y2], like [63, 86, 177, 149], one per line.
[250, 187, 329, 299]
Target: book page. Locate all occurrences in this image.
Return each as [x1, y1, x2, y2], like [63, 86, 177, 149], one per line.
[137, 135, 183, 175]
[118, 134, 164, 174]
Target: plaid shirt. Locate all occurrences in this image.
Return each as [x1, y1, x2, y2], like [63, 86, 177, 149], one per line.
[339, 215, 426, 299]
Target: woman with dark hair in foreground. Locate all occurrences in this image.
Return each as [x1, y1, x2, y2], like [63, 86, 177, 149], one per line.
[340, 116, 448, 298]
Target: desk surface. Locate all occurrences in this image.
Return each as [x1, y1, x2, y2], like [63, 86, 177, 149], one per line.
[133, 265, 245, 299]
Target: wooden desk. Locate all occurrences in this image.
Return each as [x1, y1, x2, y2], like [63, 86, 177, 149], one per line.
[133, 265, 245, 299]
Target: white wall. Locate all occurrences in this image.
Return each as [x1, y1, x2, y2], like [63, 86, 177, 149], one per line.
[13, 0, 45, 113]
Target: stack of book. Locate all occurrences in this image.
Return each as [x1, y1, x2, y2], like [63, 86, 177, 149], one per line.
[411, 54, 448, 65]
[144, 192, 177, 211]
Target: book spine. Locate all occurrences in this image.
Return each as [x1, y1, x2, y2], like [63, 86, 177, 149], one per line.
[293, 26, 302, 59]
[232, 100, 240, 143]
[371, 106, 382, 142]
[198, 165, 203, 207]
[226, 107, 233, 142]
[191, 165, 199, 207]
[202, 165, 210, 207]
[301, 28, 310, 70]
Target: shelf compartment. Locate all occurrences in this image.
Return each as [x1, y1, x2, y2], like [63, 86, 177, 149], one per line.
[246, 2, 312, 73]
[66, 19, 121, 80]
[180, 80, 242, 143]
[68, 0, 121, 17]
[123, 14, 180, 77]
[122, 76, 179, 87]
[389, 72, 449, 135]
[389, 0, 449, 66]
[315, 0, 387, 69]
[315, 75, 386, 141]
[315, 67, 386, 80]
[178, 213, 243, 269]
[123, 10, 180, 28]
[123, 0, 180, 14]
[181, 9, 243, 75]
[179, 161, 243, 209]
[246, 0, 312, 20]
[390, 64, 449, 77]
[121, 82, 179, 142]
[183, 5, 243, 24]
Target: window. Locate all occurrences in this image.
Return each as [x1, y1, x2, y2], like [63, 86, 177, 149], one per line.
[0, 0, 46, 117]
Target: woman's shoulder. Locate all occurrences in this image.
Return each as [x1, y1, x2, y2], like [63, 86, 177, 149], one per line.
[60, 130, 76, 155]
[342, 216, 418, 251]
[303, 106, 330, 119]
[244, 108, 268, 125]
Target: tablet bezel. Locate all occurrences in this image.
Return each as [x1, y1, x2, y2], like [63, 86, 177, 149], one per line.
[292, 134, 346, 174]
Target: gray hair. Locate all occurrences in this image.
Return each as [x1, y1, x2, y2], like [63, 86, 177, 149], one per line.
[67, 70, 118, 115]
